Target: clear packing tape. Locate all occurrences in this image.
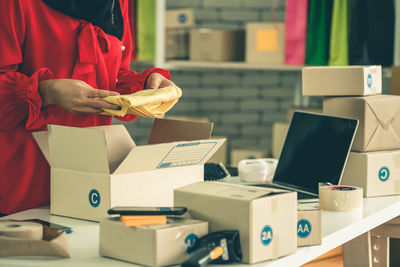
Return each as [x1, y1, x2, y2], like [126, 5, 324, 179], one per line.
[0, 220, 70, 258]
[318, 184, 363, 212]
[100, 85, 182, 118]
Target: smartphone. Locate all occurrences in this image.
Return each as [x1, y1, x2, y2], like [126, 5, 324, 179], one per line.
[28, 219, 73, 234]
[107, 206, 187, 216]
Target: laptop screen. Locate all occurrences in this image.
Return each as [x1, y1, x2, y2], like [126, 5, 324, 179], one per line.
[273, 112, 358, 194]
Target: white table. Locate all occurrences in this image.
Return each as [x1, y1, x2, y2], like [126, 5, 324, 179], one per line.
[2, 196, 400, 267]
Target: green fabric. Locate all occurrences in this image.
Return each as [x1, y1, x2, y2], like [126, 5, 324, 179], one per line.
[137, 0, 155, 61]
[328, 0, 349, 65]
[305, 0, 333, 65]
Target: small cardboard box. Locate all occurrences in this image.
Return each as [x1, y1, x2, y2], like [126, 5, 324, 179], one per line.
[297, 204, 321, 247]
[32, 119, 225, 221]
[246, 23, 285, 64]
[190, 29, 245, 62]
[174, 182, 297, 264]
[100, 217, 208, 266]
[272, 122, 289, 159]
[230, 149, 268, 167]
[340, 150, 400, 197]
[166, 29, 189, 59]
[166, 8, 194, 29]
[302, 66, 382, 96]
[323, 95, 400, 152]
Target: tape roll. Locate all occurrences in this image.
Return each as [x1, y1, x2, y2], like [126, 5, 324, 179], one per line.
[0, 221, 43, 240]
[238, 158, 278, 183]
[319, 185, 363, 212]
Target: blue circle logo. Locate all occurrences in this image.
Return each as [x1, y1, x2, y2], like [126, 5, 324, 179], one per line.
[178, 14, 187, 24]
[88, 189, 101, 207]
[184, 233, 199, 253]
[378, 167, 390, 182]
[297, 219, 312, 239]
[261, 225, 273, 246]
[367, 74, 372, 88]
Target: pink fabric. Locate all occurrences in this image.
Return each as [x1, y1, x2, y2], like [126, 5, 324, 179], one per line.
[284, 0, 309, 65]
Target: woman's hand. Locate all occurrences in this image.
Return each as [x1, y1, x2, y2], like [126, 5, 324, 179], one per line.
[39, 79, 120, 114]
[145, 73, 175, 89]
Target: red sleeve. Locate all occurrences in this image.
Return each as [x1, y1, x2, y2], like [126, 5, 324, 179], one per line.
[0, 0, 55, 132]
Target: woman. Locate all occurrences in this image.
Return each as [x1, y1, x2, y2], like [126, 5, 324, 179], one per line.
[0, 0, 173, 215]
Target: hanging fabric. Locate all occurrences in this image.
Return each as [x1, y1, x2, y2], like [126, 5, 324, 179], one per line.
[328, 0, 349, 66]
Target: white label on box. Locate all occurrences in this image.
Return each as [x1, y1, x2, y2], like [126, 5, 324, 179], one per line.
[157, 142, 217, 168]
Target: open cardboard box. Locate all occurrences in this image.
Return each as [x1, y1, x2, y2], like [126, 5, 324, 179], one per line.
[32, 119, 225, 221]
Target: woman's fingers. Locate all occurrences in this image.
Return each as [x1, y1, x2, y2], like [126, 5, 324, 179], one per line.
[88, 88, 120, 98]
[86, 98, 120, 110]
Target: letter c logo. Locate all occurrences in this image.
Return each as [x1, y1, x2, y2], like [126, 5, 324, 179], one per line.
[89, 189, 100, 207]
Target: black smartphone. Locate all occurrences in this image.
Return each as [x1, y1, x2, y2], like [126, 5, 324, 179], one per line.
[28, 219, 73, 234]
[107, 206, 187, 216]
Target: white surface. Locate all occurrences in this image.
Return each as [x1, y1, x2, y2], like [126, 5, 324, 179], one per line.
[2, 195, 400, 267]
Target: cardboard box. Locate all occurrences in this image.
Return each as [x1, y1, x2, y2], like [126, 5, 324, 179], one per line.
[272, 122, 290, 159]
[246, 23, 285, 64]
[207, 136, 228, 165]
[297, 204, 321, 247]
[323, 95, 400, 152]
[174, 182, 297, 264]
[302, 66, 382, 96]
[100, 217, 208, 266]
[230, 149, 268, 167]
[166, 29, 189, 59]
[340, 150, 400, 197]
[166, 9, 194, 29]
[190, 29, 245, 62]
[32, 119, 225, 221]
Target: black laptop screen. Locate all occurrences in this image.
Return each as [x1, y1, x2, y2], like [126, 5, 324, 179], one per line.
[273, 112, 358, 194]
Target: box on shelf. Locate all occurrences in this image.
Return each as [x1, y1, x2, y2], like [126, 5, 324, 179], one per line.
[246, 23, 285, 64]
[207, 136, 228, 165]
[272, 122, 289, 159]
[166, 8, 194, 29]
[340, 151, 400, 197]
[166, 29, 189, 59]
[190, 29, 245, 62]
[302, 66, 382, 96]
[100, 217, 208, 266]
[297, 204, 321, 247]
[174, 182, 297, 264]
[230, 149, 268, 167]
[323, 95, 400, 152]
[32, 119, 225, 221]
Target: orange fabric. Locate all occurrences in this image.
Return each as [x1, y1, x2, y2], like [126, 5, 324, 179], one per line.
[120, 215, 167, 227]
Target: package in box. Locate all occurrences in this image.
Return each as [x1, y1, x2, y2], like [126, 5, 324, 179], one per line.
[297, 204, 321, 247]
[166, 29, 189, 59]
[302, 66, 381, 96]
[174, 182, 297, 264]
[230, 149, 268, 167]
[272, 122, 289, 159]
[190, 29, 245, 62]
[32, 118, 225, 221]
[246, 23, 285, 64]
[323, 95, 400, 152]
[166, 8, 194, 29]
[340, 151, 400, 197]
[100, 217, 208, 266]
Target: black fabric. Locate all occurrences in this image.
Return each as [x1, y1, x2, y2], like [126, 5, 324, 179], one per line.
[42, 0, 124, 40]
[348, 0, 395, 66]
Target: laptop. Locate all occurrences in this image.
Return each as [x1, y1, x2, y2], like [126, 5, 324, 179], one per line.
[259, 111, 358, 201]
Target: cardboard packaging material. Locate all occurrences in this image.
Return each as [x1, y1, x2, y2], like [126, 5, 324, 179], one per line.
[174, 182, 297, 264]
[272, 122, 290, 159]
[190, 29, 245, 62]
[166, 29, 189, 59]
[340, 151, 400, 197]
[323, 95, 400, 152]
[100, 217, 208, 267]
[302, 66, 382, 96]
[246, 23, 285, 64]
[297, 204, 321, 247]
[230, 149, 268, 167]
[32, 119, 225, 221]
[207, 136, 228, 165]
[166, 9, 194, 29]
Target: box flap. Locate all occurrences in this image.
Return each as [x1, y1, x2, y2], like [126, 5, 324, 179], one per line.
[32, 131, 50, 163]
[48, 125, 110, 173]
[114, 138, 225, 174]
[148, 118, 213, 145]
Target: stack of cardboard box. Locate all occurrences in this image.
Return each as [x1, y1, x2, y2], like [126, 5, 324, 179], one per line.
[165, 9, 194, 59]
[303, 66, 400, 197]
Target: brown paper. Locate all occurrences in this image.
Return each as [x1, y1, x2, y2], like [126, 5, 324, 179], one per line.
[0, 220, 70, 258]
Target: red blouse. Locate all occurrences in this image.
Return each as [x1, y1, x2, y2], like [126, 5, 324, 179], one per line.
[0, 0, 170, 214]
